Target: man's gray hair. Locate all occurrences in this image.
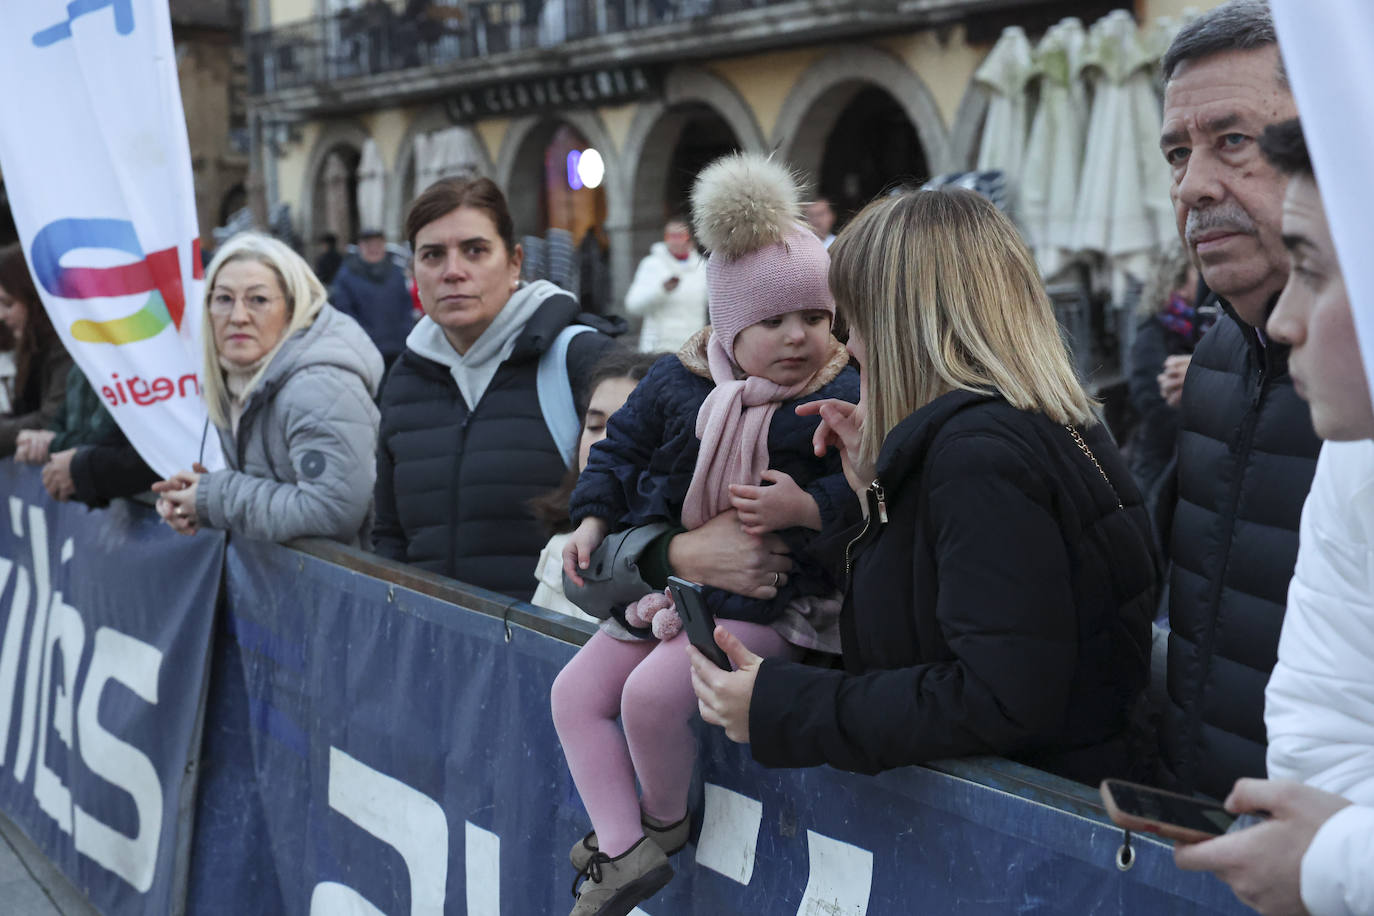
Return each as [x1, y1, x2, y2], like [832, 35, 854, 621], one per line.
[1161, 0, 1286, 85]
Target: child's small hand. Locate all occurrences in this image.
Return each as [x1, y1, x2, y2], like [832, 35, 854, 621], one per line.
[729, 470, 821, 535]
[562, 517, 610, 587]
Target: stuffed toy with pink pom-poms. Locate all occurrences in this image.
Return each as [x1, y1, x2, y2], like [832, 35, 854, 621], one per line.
[624, 590, 683, 640]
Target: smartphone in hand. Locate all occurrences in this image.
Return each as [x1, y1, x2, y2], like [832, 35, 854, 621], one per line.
[1100, 779, 1239, 844]
[667, 576, 731, 671]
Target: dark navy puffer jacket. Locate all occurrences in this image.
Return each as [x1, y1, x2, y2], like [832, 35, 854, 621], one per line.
[570, 333, 859, 627]
[330, 255, 414, 361]
[1160, 300, 1320, 799]
[372, 293, 619, 600]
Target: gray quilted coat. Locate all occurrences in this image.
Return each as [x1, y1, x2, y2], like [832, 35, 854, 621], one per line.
[195, 303, 383, 545]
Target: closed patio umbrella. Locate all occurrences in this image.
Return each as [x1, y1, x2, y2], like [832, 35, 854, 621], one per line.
[975, 26, 1035, 213]
[1020, 17, 1089, 279]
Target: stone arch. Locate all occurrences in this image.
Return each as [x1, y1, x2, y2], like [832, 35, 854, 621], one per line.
[495, 110, 621, 241]
[299, 119, 373, 246]
[773, 46, 955, 183]
[389, 107, 497, 239]
[947, 81, 991, 173]
[612, 66, 767, 308]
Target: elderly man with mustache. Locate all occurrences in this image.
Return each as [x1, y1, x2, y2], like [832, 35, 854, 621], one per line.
[1153, 0, 1322, 802]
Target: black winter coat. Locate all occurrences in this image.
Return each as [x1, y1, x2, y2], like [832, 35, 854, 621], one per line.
[749, 391, 1159, 786]
[569, 338, 858, 627]
[372, 294, 618, 600]
[1161, 304, 1320, 799]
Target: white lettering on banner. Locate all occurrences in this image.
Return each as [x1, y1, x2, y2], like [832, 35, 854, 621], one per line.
[34, 579, 85, 833]
[465, 822, 500, 915]
[0, 502, 168, 894]
[695, 783, 763, 885]
[797, 831, 873, 916]
[312, 747, 449, 916]
[0, 556, 23, 766]
[72, 627, 165, 893]
[13, 507, 55, 783]
[309, 882, 387, 916]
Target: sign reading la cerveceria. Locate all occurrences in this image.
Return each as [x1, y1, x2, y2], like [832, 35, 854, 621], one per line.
[445, 65, 660, 122]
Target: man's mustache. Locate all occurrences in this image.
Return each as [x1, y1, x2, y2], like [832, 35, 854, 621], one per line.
[1185, 204, 1258, 244]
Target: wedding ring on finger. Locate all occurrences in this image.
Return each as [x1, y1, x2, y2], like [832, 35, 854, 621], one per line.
[771, 571, 781, 588]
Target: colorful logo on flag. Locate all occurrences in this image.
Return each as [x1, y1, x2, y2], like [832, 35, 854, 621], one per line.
[29, 218, 201, 345]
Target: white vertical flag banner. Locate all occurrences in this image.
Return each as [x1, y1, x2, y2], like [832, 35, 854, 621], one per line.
[0, 0, 223, 476]
[1272, 0, 1374, 404]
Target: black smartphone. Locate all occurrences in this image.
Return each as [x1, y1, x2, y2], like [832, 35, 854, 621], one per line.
[1100, 778, 1237, 843]
[666, 576, 731, 671]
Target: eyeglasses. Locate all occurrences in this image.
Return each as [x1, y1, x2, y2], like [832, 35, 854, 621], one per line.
[208, 292, 283, 314]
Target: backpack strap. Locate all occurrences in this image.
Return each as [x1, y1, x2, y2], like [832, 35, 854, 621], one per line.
[538, 323, 597, 468]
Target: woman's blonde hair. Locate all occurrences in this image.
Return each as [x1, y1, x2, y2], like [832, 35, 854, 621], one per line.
[829, 188, 1097, 463]
[201, 233, 326, 429]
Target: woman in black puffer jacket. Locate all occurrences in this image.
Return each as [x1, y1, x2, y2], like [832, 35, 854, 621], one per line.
[691, 188, 1160, 787]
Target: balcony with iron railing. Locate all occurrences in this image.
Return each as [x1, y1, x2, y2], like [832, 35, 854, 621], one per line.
[246, 0, 810, 96]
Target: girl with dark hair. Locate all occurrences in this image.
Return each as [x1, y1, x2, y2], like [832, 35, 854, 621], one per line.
[529, 349, 660, 619]
[0, 243, 72, 457]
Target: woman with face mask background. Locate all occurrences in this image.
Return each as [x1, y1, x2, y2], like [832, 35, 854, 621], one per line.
[154, 232, 383, 545]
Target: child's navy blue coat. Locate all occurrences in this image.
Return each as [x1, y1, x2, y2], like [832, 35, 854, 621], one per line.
[570, 332, 859, 628]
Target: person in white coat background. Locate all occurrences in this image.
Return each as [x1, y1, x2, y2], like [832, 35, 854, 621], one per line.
[1174, 117, 1374, 916]
[623, 216, 707, 353]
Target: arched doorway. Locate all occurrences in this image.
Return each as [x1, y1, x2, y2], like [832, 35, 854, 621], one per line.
[311, 144, 362, 246]
[790, 84, 928, 229]
[626, 103, 740, 271]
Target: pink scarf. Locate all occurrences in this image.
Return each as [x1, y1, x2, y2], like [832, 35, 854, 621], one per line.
[680, 331, 815, 530]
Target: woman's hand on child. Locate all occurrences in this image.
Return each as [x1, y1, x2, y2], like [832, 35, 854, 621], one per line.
[796, 398, 873, 497]
[667, 511, 792, 599]
[690, 626, 763, 744]
[729, 470, 821, 535]
[562, 516, 611, 587]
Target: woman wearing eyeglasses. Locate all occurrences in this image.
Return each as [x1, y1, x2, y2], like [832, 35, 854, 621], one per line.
[154, 233, 384, 545]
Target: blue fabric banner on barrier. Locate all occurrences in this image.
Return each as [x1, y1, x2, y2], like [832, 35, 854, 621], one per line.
[192, 537, 1249, 916]
[0, 463, 223, 916]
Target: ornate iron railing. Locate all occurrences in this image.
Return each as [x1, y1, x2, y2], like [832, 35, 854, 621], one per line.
[247, 0, 796, 94]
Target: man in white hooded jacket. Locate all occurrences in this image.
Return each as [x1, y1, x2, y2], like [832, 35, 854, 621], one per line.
[1174, 117, 1374, 916]
[623, 217, 707, 353]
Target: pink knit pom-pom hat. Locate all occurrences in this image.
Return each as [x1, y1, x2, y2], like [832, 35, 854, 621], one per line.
[690, 153, 834, 367]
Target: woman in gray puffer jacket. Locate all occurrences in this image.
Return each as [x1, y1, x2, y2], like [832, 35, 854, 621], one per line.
[154, 233, 383, 546]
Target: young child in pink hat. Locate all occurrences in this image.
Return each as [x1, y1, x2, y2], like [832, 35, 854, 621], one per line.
[551, 152, 859, 915]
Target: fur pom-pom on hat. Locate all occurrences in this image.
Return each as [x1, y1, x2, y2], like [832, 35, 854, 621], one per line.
[691, 153, 802, 259]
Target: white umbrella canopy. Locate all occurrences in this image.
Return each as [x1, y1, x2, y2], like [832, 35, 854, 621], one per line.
[415, 126, 484, 192]
[1071, 10, 1175, 301]
[356, 138, 387, 232]
[1273, 0, 1374, 400]
[975, 26, 1035, 211]
[1020, 17, 1089, 279]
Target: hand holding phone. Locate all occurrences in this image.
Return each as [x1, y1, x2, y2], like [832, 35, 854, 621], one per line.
[667, 576, 731, 671]
[1100, 779, 1242, 844]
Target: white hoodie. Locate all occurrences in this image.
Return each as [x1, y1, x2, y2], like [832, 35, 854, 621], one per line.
[1266, 440, 1374, 916]
[623, 242, 707, 354]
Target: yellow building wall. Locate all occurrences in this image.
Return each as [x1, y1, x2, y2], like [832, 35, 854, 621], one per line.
[878, 26, 984, 130]
[361, 108, 414, 170]
[708, 48, 825, 140]
[275, 121, 319, 221]
[266, 0, 317, 28]
[474, 119, 511, 171]
[596, 104, 638, 158]
[1139, 0, 1224, 19]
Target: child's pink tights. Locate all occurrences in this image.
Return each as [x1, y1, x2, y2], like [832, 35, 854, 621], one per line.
[550, 621, 792, 859]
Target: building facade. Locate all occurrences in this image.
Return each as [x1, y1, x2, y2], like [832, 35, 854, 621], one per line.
[244, 0, 1214, 310]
